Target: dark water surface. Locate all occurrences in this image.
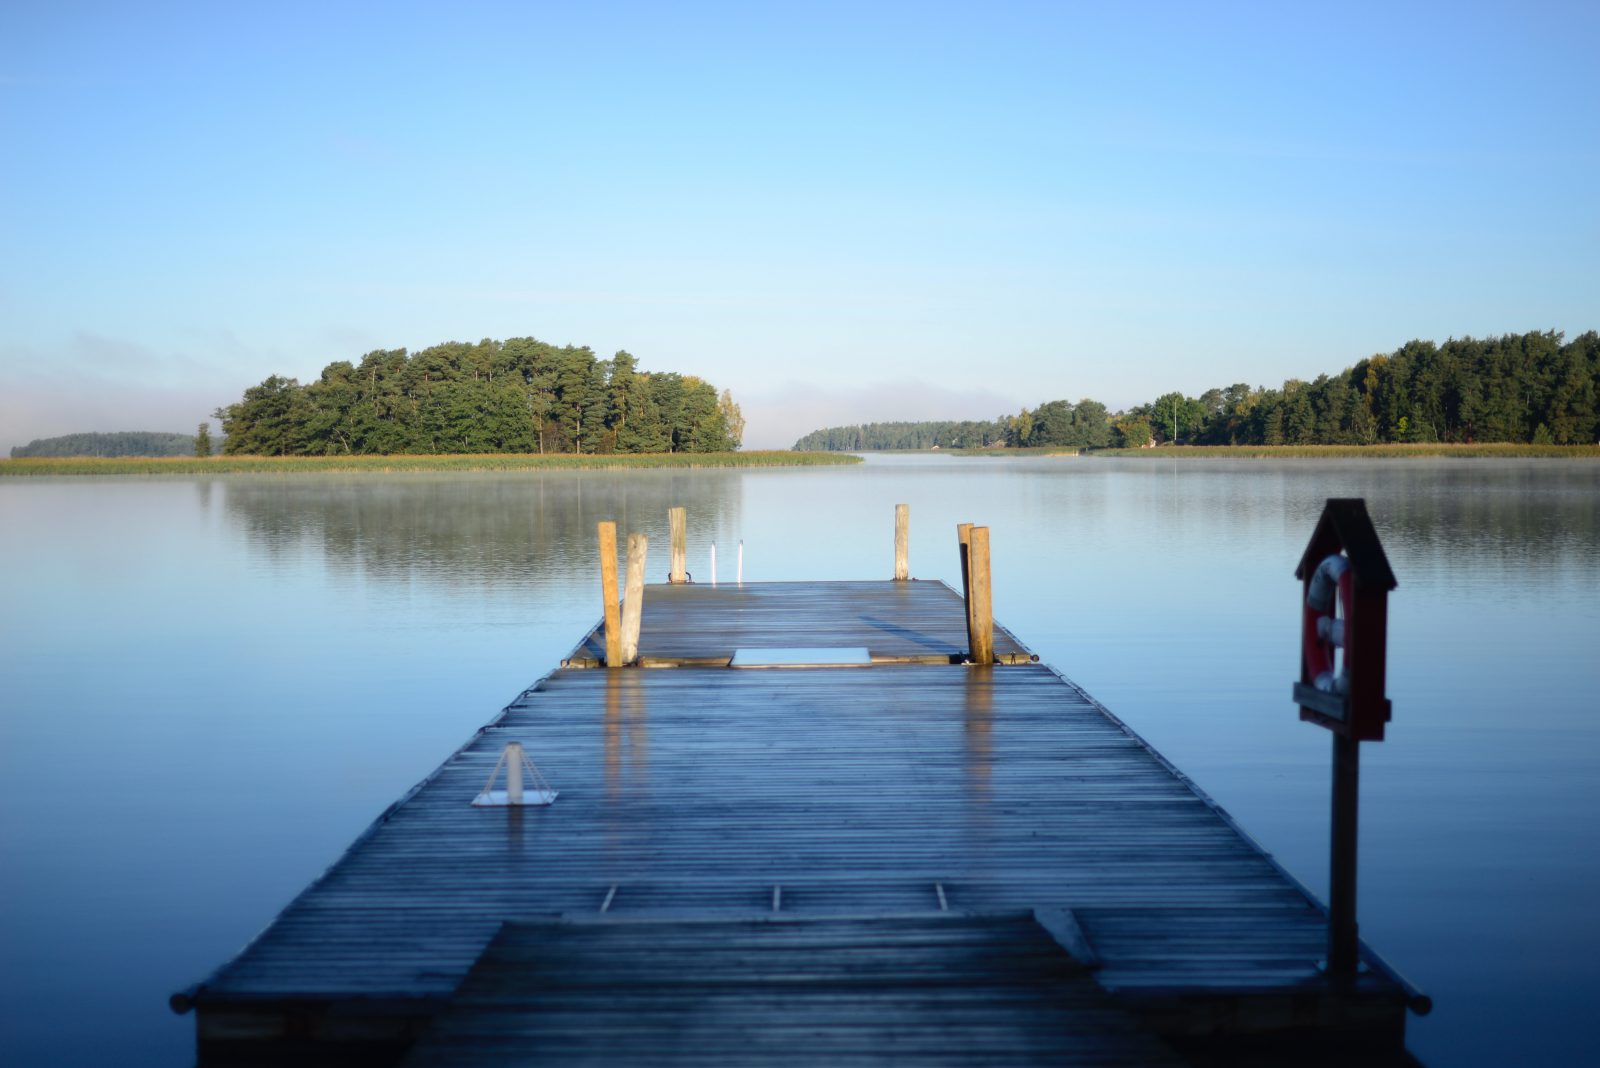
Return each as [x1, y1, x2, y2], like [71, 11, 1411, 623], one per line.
[2, 455, 1596, 1066]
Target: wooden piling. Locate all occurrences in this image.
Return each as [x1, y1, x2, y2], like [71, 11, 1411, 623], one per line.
[969, 525, 994, 665]
[598, 522, 621, 667]
[957, 523, 975, 658]
[894, 504, 910, 581]
[621, 534, 648, 664]
[668, 507, 687, 584]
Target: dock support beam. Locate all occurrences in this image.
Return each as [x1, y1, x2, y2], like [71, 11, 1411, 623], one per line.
[1328, 732, 1360, 979]
[669, 507, 687, 584]
[598, 522, 621, 667]
[969, 526, 994, 665]
[894, 504, 910, 580]
[621, 534, 648, 664]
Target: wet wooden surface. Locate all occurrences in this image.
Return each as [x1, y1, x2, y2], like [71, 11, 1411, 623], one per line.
[400, 913, 1186, 1066]
[562, 580, 1035, 665]
[187, 581, 1413, 1061]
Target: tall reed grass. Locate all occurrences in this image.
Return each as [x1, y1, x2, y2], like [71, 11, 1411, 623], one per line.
[0, 451, 861, 477]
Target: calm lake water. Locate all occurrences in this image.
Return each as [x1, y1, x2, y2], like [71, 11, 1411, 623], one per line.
[2, 454, 1597, 1066]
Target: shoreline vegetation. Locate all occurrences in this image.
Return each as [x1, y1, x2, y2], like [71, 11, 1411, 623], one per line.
[0, 451, 858, 477]
[1018, 443, 1600, 459]
[794, 330, 1600, 451]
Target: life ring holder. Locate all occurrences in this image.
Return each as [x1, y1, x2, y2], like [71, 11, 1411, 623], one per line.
[1304, 553, 1353, 695]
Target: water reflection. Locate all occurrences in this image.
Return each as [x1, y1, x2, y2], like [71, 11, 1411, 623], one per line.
[603, 670, 650, 801]
[1000, 456, 1600, 582]
[962, 668, 994, 853]
[963, 668, 993, 806]
[3, 457, 1597, 1068]
[219, 471, 749, 591]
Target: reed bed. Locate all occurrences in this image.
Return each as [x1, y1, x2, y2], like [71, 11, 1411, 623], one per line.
[1090, 443, 1600, 459]
[0, 451, 860, 477]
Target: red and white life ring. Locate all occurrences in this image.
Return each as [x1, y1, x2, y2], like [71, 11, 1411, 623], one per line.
[1303, 553, 1353, 694]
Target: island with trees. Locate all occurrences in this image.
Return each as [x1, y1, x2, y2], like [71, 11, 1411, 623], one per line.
[212, 338, 745, 456]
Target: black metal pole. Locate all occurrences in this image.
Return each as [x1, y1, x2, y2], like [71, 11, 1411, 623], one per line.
[1328, 731, 1361, 979]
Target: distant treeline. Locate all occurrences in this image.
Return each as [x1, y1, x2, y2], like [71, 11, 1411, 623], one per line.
[214, 338, 744, 456]
[9, 431, 195, 458]
[793, 331, 1600, 450]
[794, 420, 1014, 451]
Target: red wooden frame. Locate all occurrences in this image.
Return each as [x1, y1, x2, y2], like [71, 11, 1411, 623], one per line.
[1294, 499, 1397, 742]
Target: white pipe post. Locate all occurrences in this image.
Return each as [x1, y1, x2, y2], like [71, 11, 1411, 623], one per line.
[710, 542, 717, 587]
[505, 742, 524, 805]
[737, 540, 744, 585]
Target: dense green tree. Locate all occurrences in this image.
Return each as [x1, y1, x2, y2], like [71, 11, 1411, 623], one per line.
[1143, 392, 1207, 443]
[195, 422, 212, 458]
[214, 376, 311, 455]
[1030, 400, 1075, 445]
[1113, 415, 1153, 448]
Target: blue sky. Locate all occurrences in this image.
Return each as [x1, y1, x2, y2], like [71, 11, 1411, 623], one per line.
[2, 1, 1595, 450]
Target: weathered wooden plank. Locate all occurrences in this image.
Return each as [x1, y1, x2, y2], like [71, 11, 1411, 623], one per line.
[399, 914, 1186, 1067]
[563, 581, 1033, 666]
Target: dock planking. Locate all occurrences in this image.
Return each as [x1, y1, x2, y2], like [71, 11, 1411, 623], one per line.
[179, 580, 1422, 1065]
[561, 580, 1038, 666]
[398, 913, 1188, 1066]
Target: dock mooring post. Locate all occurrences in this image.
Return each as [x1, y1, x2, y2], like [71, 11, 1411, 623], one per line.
[957, 523, 975, 656]
[598, 522, 622, 667]
[969, 526, 994, 665]
[621, 534, 649, 664]
[668, 507, 687, 584]
[894, 504, 910, 580]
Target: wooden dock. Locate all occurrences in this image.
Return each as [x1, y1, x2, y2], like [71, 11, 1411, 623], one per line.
[176, 580, 1426, 1066]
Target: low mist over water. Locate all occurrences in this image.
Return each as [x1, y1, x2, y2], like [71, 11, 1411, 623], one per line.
[2, 455, 1596, 1066]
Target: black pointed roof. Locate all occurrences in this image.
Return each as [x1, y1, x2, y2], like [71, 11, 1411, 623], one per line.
[1294, 498, 1398, 589]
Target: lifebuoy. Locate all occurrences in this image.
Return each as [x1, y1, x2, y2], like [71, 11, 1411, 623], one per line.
[1303, 553, 1353, 694]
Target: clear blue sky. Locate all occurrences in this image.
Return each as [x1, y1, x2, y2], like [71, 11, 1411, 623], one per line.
[3, 1, 1595, 450]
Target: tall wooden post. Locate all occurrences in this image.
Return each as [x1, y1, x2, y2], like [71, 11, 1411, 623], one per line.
[668, 507, 687, 584]
[621, 534, 648, 664]
[894, 504, 910, 581]
[969, 526, 994, 665]
[957, 523, 974, 656]
[1329, 733, 1360, 979]
[598, 521, 621, 667]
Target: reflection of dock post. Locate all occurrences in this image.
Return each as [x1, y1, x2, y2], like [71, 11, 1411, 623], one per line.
[894, 504, 910, 580]
[969, 526, 994, 665]
[598, 522, 622, 667]
[669, 507, 687, 584]
[621, 534, 648, 664]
